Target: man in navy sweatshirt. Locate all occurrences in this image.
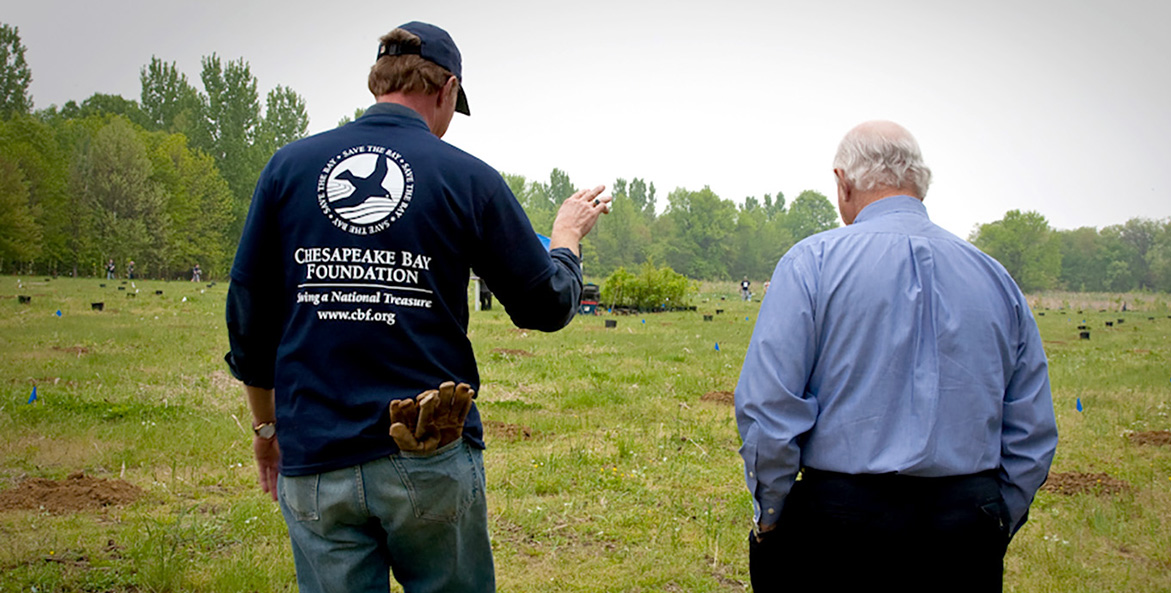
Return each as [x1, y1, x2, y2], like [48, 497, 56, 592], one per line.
[225, 21, 610, 593]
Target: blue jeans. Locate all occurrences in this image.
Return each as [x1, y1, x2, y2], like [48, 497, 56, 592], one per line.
[278, 439, 495, 593]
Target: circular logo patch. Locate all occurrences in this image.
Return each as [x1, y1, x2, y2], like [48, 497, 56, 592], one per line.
[317, 146, 415, 235]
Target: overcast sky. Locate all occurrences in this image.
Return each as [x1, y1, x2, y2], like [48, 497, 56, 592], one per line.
[8, 0, 1169, 238]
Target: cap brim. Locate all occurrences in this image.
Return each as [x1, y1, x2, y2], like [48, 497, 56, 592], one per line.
[456, 87, 470, 116]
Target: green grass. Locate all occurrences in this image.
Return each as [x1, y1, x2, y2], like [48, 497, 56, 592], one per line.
[1, 278, 1169, 591]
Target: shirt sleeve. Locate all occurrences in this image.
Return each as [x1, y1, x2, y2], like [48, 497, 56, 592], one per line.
[224, 279, 281, 389]
[997, 298, 1058, 536]
[223, 163, 284, 388]
[470, 183, 581, 332]
[735, 248, 821, 527]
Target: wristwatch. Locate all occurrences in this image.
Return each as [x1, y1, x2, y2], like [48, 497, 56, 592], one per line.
[253, 422, 276, 439]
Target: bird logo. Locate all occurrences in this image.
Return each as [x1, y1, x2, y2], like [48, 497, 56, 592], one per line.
[319, 148, 413, 233]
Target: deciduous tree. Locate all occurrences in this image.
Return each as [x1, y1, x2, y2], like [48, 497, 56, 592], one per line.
[0, 155, 40, 270]
[0, 114, 67, 272]
[658, 186, 736, 279]
[191, 54, 266, 239]
[972, 210, 1061, 293]
[145, 131, 236, 277]
[785, 190, 838, 241]
[140, 57, 201, 133]
[77, 117, 168, 276]
[258, 85, 309, 155]
[0, 23, 32, 115]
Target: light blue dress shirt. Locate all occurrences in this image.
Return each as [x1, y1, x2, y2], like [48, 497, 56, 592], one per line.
[735, 195, 1057, 535]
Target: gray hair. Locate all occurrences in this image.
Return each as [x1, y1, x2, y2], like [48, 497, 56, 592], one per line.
[833, 121, 932, 198]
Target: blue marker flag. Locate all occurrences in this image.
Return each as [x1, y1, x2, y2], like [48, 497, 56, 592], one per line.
[28, 386, 37, 404]
[642, 319, 645, 324]
[55, 310, 62, 317]
[1076, 397, 1083, 412]
[714, 342, 720, 351]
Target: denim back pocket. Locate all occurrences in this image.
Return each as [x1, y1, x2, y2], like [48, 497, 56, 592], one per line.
[280, 473, 321, 522]
[391, 439, 479, 524]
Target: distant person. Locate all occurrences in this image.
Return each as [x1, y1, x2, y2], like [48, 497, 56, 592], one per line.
[740, 276, 751, 301]
[762, 280, 770, 294]
[126, 261, 135, 280]
[736, 121, 1057, 592]
[105, 259, 115, 280]
[479, 278, 492, 311]
[225, 21, 610, 593]
[192, 264, 202, 282]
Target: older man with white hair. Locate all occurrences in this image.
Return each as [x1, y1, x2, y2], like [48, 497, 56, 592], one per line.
[735, 121, 1057, 592]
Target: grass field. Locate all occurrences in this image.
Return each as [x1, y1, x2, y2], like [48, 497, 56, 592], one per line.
[0, 276, 1168, 592]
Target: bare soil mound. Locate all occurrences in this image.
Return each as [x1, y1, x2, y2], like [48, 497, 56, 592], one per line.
[700, 391, 735, 405]
[0, 471, 142, 513]
[1041, 471, 1130, 496]
[1128, 430, 1171, 446]
[484, 420, 533, 441]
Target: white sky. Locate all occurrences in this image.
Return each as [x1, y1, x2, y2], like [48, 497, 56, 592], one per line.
[8, 0, 1170, 238]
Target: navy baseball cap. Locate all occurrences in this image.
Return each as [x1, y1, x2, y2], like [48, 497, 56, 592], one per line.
[378, 21, 470, 116]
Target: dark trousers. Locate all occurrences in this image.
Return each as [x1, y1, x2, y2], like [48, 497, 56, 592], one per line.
[749, 469, 1010, 593]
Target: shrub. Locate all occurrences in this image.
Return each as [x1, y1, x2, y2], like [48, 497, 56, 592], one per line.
[601, 261, 697, 311]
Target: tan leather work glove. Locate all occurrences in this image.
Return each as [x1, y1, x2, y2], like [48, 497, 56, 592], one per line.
[389, 381, 474, 454]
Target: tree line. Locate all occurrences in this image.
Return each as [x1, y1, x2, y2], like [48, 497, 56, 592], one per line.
[972, 210, 1171, 294]
[0, 23, 307, 279]
[505, 169, 840, 281]
[1, 22, 1166, 292]
[510, 168, 1170, 292]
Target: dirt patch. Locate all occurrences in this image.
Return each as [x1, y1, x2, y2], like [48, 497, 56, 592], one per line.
[51, 345, 90, 356]
[0, 471, 142, 514]
[705, 554, 747, 589]
[1041, 472, 1130, 496]
[208, 369, 238, 393]
[483, 420, 533, 441]
[492, 348, 533, 358]
[701, 391, 735, 405]
[1128, 430, 1171, 446]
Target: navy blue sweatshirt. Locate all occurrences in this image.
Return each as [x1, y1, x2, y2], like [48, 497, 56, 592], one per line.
[226, 103, 581, 476]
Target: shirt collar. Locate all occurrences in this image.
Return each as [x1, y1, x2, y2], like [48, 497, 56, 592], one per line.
[359, 102, 429, 127]
[853, 195, 929, 224]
